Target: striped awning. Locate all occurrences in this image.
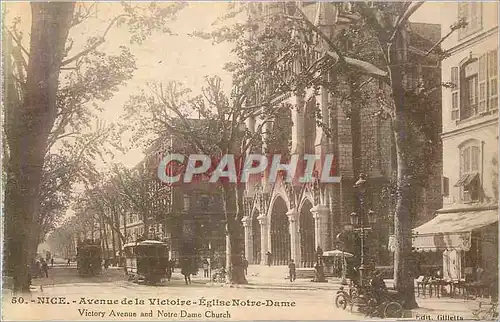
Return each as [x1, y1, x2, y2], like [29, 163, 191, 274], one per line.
[388, 209, 498, 252]
[454, 172, 478, 187]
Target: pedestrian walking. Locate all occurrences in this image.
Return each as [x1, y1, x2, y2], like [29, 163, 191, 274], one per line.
[51, 258, 54, 267]
[181, 259, 191, 285]
[314, 260, 326, 282]
[66, 258, 71, 267]
[202, 259, 209, 278]
[41, 259, 49, 278]
[266, 251, 272, 267]
[166, 261, 172, 281]
[242, 256, 248, 276]
[288, 259, 296, 282]
[170, 259, 176, 273]
[316, 246, 323, 264]
[27, 265, 32, 287]
[35, 260, 41, 278]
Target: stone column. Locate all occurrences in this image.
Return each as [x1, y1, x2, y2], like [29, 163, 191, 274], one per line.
[290, 90, 305, 155]
[286, 210, 300, 264]
[311, 205, 329, 250]
[257, 214, 268, 265]
[241, 216, 253, 263]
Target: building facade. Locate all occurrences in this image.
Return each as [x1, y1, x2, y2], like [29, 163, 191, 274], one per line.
[242, 2, 443, 269]
[416, 2, 498, 283]
[115, 134, 226, 264]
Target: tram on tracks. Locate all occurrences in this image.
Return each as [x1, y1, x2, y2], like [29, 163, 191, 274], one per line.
[123, 240, 169, 285]
[76, 240, 102, 277]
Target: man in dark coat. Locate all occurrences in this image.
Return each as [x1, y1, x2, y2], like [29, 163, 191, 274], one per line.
[371, 270, 387, 304]
[288, 260, 296, 282]
[202, 259, 209, 278]
[165, 261, 172, 281]
[41, 259, 49, 278]
[266, 251, 272, 267]
[181, 259, 191, 285]
[242, 256, 249, 276]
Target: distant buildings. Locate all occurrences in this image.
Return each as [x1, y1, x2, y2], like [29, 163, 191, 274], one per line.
[113, 133, 226, 263]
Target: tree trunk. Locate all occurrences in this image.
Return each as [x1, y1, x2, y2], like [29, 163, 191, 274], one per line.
[389, 28, 418, 309]
[110, 212, 117, 260]
[28, 224, 45, 265]
[102, 216, 110, 258]
[115, 210, 122, 257]
[221, 184, 247, 284]
[392, 124, 417, 309]
[123, 213, 128, 243]
[99, 218, 104, 253]
[349, 80, 362, 179]
[4, 3, 75, 293]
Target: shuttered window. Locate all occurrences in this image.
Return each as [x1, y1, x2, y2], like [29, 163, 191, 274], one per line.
[488, 49, 498, 110]
[458, 3, 482, 40]
[478, 54, 487, 113]
[458, 144, 481, 202]
[451, 67, 459, 120]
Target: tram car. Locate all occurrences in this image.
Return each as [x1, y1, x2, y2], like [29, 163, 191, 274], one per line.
[76, 240, 102, 277]
[123, 240, 169, 284]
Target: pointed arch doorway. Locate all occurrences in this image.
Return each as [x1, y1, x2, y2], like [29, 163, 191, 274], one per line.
[270, 197, 291, 265]
[300, 200, 315, 268]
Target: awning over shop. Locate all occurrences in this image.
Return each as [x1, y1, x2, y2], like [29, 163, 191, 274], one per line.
[388, 209, 498, 252]
[454, 172, 478, 187]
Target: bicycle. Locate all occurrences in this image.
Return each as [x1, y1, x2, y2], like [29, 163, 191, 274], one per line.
[211, 268, 226, 283]
[471, 301, 498, 320]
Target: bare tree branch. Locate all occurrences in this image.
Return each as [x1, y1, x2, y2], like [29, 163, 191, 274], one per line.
[61, 14, 128, 66]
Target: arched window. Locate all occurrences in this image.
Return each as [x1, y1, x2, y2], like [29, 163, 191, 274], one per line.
[456, 140, 481, 202]
[461, 58, 479, 120]
[450, 49, 497, 121]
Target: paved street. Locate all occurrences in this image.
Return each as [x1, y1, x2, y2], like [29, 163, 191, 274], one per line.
[3, 267, 358, 321]
[3, 267, 491, 321]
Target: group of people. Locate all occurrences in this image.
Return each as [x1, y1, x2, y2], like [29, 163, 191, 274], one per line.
[176, 255, 250, 285]
[287, 246, 326, 283]
[31, 258, 52, 279]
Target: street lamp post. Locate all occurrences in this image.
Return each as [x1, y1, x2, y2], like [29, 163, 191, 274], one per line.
[349, 173, 377, 288]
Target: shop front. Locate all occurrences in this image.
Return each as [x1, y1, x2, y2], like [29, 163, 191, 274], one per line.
[389, 208, 498, 284]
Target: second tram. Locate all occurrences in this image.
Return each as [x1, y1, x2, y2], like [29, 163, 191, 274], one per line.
[123, 240, 169, 284]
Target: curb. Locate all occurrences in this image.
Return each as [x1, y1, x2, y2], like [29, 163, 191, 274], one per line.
[205, 282, 338, 291]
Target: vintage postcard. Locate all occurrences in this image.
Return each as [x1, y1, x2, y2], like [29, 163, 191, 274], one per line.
[2, 1, 499, 321]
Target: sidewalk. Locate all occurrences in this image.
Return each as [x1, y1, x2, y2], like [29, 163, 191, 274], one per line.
[200, 270, 490, 319]
[227, 275, 343, 290]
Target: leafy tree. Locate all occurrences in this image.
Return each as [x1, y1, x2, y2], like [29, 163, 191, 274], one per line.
[195, 2, 465, 306]
[29, 123, 120, 262]
[122, 58, 309, 282]
[3, 2, 185, 293]
[109, 163, 171, 240]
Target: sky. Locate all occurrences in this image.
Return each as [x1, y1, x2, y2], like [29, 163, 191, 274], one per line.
[5, 2, 238, 168]
[92, 2, 239, 168]
[4, 1, 450, 226]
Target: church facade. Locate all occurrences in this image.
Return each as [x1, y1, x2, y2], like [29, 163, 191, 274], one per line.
[241, 2, 443, 269]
